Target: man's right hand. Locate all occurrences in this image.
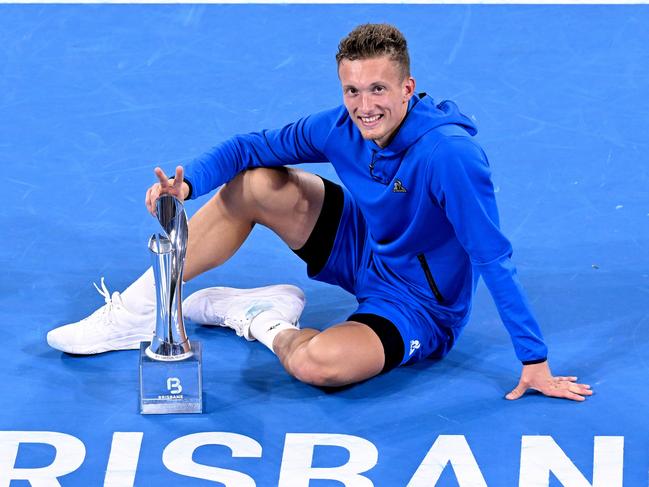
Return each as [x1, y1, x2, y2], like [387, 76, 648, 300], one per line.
[145, 166, 190, 216]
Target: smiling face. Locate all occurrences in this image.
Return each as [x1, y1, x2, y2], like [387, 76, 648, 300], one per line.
[338, 55, 415, 148]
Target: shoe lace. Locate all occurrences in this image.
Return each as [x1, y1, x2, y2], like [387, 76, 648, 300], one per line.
[93, 277, 113, 305]
[85, 277, 120, 324]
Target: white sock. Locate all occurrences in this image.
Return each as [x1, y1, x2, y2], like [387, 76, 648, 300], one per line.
[120, 267, 156, 315]
[249, 309, 299, 353]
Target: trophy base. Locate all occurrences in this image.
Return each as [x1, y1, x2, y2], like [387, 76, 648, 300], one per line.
[138, 340, 203, 414]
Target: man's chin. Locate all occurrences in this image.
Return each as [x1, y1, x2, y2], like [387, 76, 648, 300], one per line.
[358, 128, 383, 142]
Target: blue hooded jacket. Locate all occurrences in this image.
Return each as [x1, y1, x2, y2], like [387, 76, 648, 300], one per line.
[184, 94, 548, 363]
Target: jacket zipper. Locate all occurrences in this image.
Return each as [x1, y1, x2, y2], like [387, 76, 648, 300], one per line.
[417, 254, 445, 304]
[369, 152, 376, 179]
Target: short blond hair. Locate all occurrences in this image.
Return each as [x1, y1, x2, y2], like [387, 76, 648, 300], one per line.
[336, 23, 410, 79]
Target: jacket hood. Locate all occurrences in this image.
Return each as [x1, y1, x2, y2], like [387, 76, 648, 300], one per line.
[378, 93, 477, 156]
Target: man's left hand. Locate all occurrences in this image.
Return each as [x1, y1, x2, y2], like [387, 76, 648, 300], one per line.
[506, 361, 593, 401]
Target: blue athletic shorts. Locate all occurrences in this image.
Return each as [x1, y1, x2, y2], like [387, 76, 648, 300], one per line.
[293, 177, 454, 372]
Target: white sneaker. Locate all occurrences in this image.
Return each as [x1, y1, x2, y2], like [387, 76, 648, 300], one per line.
[47, 278, 154, 354]
[183, 284, 305, 341]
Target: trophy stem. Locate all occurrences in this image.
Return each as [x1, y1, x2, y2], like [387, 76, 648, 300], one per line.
[146, 233, 192, 361]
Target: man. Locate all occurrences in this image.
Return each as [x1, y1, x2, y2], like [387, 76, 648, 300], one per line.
[48, 24, 591, 401]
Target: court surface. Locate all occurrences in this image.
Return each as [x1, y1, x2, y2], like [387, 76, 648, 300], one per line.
[2, 4, 649, 486]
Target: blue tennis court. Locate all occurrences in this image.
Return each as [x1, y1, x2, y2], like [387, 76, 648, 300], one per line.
[2, 4, 648, 486]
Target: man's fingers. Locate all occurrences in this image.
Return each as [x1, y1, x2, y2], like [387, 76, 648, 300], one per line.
[506, 384, 527, 400]
[148, 187, 159, 215]
[145, 184, 162, 216]
[174, 166, 184, 186]
[562, 391, 586, 402]
[155, 167, 170, 187]
[554, 379, 591, 393]
[555, 376, 578, 382]
[541, 381, 592, 401]
[145, 187, 152, 213]
[556, 381, 590, 401]
[571, 383, 593, 396]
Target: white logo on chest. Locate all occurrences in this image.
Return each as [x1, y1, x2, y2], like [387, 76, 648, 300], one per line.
[392, 179, 407, 193]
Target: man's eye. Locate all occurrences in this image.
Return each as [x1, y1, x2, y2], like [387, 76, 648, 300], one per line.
[373, 86, 385, 93]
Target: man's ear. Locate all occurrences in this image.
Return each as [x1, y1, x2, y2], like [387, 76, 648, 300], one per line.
[403, 76, 416, 102]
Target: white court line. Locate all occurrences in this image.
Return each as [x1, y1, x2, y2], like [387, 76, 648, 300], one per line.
[1, 0, 648, 4]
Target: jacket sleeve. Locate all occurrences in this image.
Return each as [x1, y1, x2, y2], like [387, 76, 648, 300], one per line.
[183, 108, 338, 199]
[429, 135, 548, 363]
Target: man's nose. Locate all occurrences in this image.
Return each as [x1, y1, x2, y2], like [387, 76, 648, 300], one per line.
[360, 93, 371, 112]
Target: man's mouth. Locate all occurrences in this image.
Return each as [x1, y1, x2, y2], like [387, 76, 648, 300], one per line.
[359, 114, 383, 128]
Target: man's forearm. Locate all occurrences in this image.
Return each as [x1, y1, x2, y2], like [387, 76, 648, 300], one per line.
[477, 255, 548, 363]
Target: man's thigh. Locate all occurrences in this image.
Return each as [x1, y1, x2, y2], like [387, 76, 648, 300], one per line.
[184, 167, 325, 279]
[301, 321, 386, 385]
[235, 167, 327, 250]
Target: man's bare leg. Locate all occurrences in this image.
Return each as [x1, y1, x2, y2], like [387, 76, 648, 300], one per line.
[273, 323, 386, 387]
[182, 167, 324, 280]
[181, 167, 386, 387]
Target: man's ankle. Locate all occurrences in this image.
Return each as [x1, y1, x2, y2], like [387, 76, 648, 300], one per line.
[249, 310, 299, 353]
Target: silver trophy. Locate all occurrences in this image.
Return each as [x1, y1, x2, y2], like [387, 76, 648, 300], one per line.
[146, 195, 192, 360]
[139, 194, 202, 414]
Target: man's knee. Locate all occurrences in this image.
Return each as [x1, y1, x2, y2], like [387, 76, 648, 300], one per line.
[221, 167, 290, 206]
[287, 335, 346, 387]
[217, 167, 322, 249]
